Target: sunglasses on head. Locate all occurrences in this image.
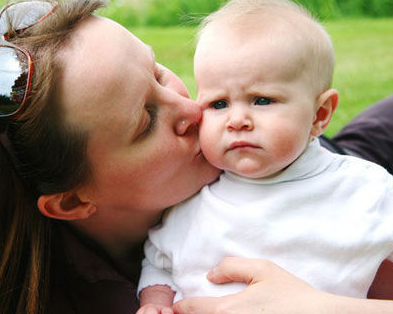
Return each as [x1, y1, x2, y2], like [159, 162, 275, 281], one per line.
[0, 1, 57, 119]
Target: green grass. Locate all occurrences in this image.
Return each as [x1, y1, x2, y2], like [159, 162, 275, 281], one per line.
[130, 18, 393, 136]
[100, 0, 393, 25]
[327, 18, 393, 135]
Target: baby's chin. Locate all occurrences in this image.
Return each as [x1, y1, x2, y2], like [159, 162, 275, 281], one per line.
[222, 160, 282, 179]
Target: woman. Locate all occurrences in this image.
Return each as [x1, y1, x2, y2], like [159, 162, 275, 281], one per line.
[0, 1, 218, 313]
[0, 0, 392, 314]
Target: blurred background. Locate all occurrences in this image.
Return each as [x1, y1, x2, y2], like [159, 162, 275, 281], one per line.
[1, 0, 392, 135]
[100, 0, 393, 26]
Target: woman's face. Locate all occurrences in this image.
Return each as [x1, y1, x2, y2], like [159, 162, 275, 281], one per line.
[59, 17, 220, 215]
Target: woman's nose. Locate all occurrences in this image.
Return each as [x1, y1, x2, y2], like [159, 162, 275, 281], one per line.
[226, 109, 254, 132]
[156, 64, 201, 135]
[165, 91, 202, 136]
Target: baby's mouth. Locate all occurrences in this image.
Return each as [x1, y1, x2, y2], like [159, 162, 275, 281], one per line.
[227, 141, 260, 151]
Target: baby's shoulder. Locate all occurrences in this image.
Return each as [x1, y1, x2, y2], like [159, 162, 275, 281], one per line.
[331, 153, 393, 186]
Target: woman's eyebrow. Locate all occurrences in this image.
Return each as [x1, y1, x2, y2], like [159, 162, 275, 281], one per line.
[146, 44, 156, 65]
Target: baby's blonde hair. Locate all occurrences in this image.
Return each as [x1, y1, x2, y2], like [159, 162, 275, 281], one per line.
[197, 0, 335, 95]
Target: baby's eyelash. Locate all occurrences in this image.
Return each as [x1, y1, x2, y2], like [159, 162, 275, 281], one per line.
[210, 100, 228, 110]
[254, 97, 273, 106]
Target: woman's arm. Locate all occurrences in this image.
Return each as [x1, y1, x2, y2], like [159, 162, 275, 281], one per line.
[173, 257, 393, 314]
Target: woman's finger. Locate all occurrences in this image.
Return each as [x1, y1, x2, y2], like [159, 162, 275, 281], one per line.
[173, 297, 222, 314]
[207, 256, 276, 284]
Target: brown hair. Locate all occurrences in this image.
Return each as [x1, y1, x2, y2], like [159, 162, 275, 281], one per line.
[0, 1, 106, 313]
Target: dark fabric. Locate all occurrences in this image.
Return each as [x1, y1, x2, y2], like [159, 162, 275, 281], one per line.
[49, 224, 143, 314]
[331, 94, 393, 174]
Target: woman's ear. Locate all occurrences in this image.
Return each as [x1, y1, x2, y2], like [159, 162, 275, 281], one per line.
[311, 89, 339, 137]
[37, 191, 97, 221]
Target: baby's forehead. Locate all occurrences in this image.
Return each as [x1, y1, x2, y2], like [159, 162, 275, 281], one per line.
[197, 9, 327, 67]
[197, 13, 314, 63]
[195, 15, 323, 86]
[201, 9, 316, 42]
[196, 2, 335, 94]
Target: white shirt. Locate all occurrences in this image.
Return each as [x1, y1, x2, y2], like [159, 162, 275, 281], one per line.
[138, 139, 393, 300]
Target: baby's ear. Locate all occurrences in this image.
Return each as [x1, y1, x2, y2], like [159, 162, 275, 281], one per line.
[311, 89, 338, 136]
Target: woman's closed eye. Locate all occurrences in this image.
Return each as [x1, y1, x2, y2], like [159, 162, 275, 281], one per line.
[155, 67, 164, 85]
[139, 104, 158, 137]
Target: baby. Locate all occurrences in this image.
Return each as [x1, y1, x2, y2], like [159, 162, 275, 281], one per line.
[137, 0, 393, 313]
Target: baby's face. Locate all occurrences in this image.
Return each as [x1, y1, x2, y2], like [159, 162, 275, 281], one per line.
[195, 23, 319, 179]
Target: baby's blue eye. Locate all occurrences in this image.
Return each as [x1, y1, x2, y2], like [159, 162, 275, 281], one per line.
[255, 97, 272, 106]
[212, 100, 228, 109]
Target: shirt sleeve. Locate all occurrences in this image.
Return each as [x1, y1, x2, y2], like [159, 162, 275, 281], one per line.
[137, 238, 181, 299]
[137, 196, 200, 301]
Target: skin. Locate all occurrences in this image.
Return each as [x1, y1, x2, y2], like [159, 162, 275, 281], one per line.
[195, 20, 335, 179]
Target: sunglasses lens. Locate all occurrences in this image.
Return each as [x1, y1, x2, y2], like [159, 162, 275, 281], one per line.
[0, 46, 29, 116]
[0, 1, 57, 36]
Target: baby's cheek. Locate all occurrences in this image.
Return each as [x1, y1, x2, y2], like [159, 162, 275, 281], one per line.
[199, 133, 214, 158]
[199, 135, 221, 169]
[272, 130, 309, 164]
[198, 113, 215, 147]
[198, 122, 209, 147]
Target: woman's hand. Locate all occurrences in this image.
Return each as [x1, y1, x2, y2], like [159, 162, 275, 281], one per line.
[173, 257, 327, 314]
[173, 257, 393, 314]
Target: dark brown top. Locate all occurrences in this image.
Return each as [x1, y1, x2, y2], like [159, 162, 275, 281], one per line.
[49, 224, 143, 314]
